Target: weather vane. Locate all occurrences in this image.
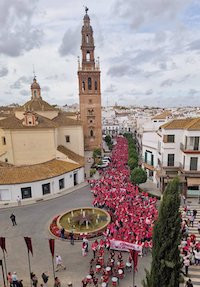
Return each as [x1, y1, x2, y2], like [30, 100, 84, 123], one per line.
[84, 6, 89, 14]
[32, 64, 36, 80]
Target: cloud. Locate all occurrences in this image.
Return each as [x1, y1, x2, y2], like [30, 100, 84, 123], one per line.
[20, 89, 29, 96]
[10, 76, 32, 90]
[188, 39, 200, 51]
[42, 86, 50, 92]
[188, 88, 199, 96]
[59, 26, 80, 56]
[0, 0, 43, 57]
[145, 89, 153, 95]
[0, 67, 8, 77]
[107, 64, 140, 77]
[112, 0, 191, 29]
[104, 84, 116, 93]
[160, 79, 176, 87]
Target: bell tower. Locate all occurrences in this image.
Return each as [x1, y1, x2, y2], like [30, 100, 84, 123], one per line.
[78, 8, 102, 151]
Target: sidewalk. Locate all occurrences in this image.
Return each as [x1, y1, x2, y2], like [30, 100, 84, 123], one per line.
[0, 181, 89, 209]
[140, 180, 162, 197]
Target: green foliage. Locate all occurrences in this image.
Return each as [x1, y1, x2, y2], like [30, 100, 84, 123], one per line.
[90, 168, 96, 177]
[128, 157, 138, 170]
[130, 167, 147, 185]
[142, 177, 182, 287]
[105, 135, 113, 150]
[93, 148, 101, 159]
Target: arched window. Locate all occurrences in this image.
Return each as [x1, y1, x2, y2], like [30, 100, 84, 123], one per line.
[88, 77, 92, 90]
[86, 51, 90, 61]
[90, 130, 94, 137]
[34, 90, 37, 97]
[86, 35, 89, 43]
[82, 81, 85, 91]
[95, 81, 98, 91]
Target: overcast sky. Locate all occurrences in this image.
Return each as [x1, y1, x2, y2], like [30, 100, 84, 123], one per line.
[0, 0, 200, 107]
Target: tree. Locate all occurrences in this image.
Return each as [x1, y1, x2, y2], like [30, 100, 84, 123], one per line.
[128, 157, 138, 170]
[142, 177, 182, 287]
[93, 148, 101, 164]
[105, 135, 112, 145]
[130, 167, 147, 185]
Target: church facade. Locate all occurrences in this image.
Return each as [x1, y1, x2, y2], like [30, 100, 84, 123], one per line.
[0, 78, 84, 201]
[78, 9, 102, 151]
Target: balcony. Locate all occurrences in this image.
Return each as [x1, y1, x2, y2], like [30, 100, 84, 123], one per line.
[180, 143, 200, 154]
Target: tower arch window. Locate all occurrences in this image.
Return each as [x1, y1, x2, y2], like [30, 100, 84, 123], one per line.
[34, 90, 37, 97]
[86, 51, 90, 61]
[95, 81, 98, 91]
[88, 77, 92, 90]
[90, 130, 94, 137]
[86, 35, 89, 43]
[82, 81, 85, 91]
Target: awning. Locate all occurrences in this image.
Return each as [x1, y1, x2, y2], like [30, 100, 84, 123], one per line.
[187, 177, 200, 186]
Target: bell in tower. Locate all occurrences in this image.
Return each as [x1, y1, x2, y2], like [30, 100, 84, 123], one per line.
[78, 8, 102, 151]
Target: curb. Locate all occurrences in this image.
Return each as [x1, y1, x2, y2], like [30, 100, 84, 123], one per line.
[0, 181, 89, 210]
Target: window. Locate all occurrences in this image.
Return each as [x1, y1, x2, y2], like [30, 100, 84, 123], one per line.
[86, 35, 89, 43]
[65, 135, 70, 143]
[190, 157, 198, 171]
[42, 183, 50, 195]
[167, 135, 175, 143]
[89, 99, 92, 104]
[21, 187, 32, 199]
[5, 158, 8, 163]
[95, 81, 98, 91]
[144, 150, 154, 166]
[86, 51, 90, 61]
[2, 137, 6, 145]
[59, 178, 65, 190]
[88, 109, 94, 116]
[34, 91, 37, 97]
[82, 81, 85, 91]
[167, 154, 175, 166]
[88, 77, 92, 90]
[90, 130, 94, 137]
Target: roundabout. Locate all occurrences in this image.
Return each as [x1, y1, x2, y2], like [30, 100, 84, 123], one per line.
[50, 207, 111, 239]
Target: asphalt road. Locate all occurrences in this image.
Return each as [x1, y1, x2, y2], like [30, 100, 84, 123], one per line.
[0, 184, 151, 287]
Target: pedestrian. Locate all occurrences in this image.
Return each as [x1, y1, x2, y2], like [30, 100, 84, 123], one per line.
[82, 241, 87, 256]
[91, 240, 98, 258]
[184, 257, 190, 277]
[10, 213, 17, 226]
[60, 228, 65, 239]
[69, 231, 74, 245]
[31, 272, 38, 287]
[189, 214, 194, 227]
[198, 221, 200, 234]
[18, 280, 23, 287]
[41, 272, 49, 287]
[54, 277, 61, 287]
[17, 195, 21, 206]
[55, 255, 66, 272]
[7, 272, 13, 287]
[185, 279, 193, 287]
[193, 209, 197, 219]
[194, 249, 200, 265]
[12, 272, 18, 287]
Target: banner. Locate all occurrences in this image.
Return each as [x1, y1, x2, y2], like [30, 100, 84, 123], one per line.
[110, 239, 142, 252]
[129, 249, 138, 271]
[0, 237, 6, 252]
[24, 237, 33, 255]
[49, 239, 55, 257]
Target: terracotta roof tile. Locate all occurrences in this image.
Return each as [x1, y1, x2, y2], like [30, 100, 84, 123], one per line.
[57, 145, 85, 166]
[52, 112, 82, 126]
[0, 159, 81, 185]
[161, 118, 200, 130]
[152, 110, 172, 120]
[16, 98, 57, 111]
[0, 114, 57, 129]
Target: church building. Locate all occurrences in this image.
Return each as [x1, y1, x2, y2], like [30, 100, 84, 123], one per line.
[0, 78, 84, 201]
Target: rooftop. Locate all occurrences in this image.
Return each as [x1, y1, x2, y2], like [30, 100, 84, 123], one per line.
[161, 117, 200, 130]
[0, 159, 81, 185]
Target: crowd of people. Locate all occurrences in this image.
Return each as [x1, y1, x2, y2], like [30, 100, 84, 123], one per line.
[81, 239, 134, 287]
[180, 205, 200, 278]
[90, 137, 158, 251]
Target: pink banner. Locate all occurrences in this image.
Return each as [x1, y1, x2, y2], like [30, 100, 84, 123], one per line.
[110, 239, 142, 252]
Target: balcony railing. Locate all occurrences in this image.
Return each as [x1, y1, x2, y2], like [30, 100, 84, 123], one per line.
[180, 143, 200, 152]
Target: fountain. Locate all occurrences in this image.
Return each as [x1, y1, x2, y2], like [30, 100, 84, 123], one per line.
[49, 207, 111, 240]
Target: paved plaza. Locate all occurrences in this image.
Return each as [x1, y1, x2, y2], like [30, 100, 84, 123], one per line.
[0, 184, 151, 287]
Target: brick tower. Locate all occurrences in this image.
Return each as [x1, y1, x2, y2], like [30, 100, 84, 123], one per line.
[78, 8, 102, 151]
